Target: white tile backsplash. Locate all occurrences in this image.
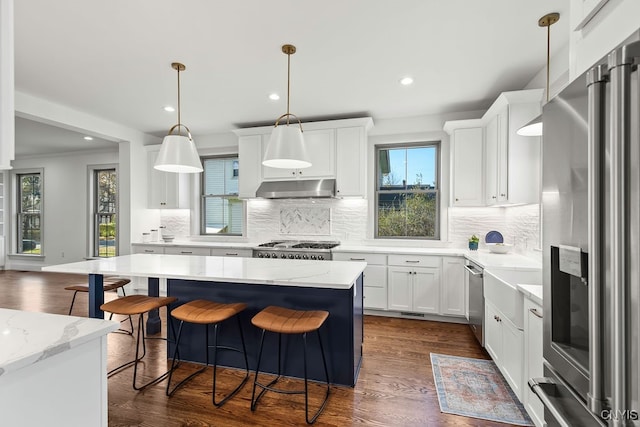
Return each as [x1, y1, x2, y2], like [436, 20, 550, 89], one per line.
[280, 207, 331, 235]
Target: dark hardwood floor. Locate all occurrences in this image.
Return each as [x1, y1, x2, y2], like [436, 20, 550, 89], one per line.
[0, 270, 515, 426]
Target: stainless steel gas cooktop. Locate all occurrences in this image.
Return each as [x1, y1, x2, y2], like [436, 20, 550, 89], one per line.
[253, 240, 340, 260]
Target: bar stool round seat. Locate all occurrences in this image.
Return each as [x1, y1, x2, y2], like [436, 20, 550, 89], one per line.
[251, 305, 331, 425]
[166, 299, 249, 407]
[100, 295, 177, 391]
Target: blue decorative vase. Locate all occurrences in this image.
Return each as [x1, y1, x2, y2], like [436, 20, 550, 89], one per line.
[469, 241, 478, 251]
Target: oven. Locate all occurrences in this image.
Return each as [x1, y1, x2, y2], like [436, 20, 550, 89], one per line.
[252, 240, 340, 261]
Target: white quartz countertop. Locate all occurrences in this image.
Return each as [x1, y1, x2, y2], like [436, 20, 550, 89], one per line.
[42, 254, 366, 290]
[334, 245, 464, 256]
[0, 308, 118, 376]
[465, 250, 542, 269]
[132, 241, 256, 249]
[517, 284, 543, 306]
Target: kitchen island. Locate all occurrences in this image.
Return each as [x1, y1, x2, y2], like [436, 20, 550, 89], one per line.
[0, 308, 118, 426]
[43, 254, 366, 386]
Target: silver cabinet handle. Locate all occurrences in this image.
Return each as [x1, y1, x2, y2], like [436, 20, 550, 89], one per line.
[350, 258, 366, 261]
[529, 308, 543, 319]
[405, 260, 420, 263]
[181, 251, 192, 254]
[144, 249, 154, 253]
[225, 253, 238, 256]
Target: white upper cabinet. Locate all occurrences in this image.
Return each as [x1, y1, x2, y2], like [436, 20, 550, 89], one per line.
[146, 146, 190, 209]
[444, 119, 484, 206]
[482, 89, 543, 206]
[262, 128, 335, 180]
[234, 117, 373, 198]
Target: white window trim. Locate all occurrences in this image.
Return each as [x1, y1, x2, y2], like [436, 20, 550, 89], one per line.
[87, 163, 118, 258]
[10, 167, 45, 258]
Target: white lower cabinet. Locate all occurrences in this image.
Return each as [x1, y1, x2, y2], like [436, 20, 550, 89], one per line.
[441, 257, 466, 316]
[132, 244, 165, 254]
[332, 252, 387, 310]
[210, 248, 252, 257]
[388, 255, 441, 314]
[524, 298, 545, 427]
[485, 299, 524, 401]
[164, 246, 211, 256]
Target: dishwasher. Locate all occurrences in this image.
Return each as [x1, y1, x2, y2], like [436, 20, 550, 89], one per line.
[464, 260, 484, 347]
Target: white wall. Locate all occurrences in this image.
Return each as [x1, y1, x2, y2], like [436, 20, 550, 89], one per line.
[8, 149, 118, 270]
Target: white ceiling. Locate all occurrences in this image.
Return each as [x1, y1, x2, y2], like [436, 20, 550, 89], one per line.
[14, 0, 570, 154]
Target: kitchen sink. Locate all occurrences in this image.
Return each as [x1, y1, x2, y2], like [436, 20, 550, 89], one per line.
[484, 267, 542, 329]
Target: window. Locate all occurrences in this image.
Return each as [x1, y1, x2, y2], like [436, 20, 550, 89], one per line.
[17, 172, 42, 254]
[93, 168, 117, 257]
[375, 143, 440, 239]
[201, 156, 244, 235]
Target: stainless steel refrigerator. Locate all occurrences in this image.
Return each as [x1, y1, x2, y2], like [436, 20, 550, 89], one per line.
[531, 34, 640, 426]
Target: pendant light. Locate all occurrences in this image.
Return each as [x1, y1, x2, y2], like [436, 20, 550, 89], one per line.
[263, 44, 311, 169]
[517, 12, 560, 137]
[154, 62, 203, 173]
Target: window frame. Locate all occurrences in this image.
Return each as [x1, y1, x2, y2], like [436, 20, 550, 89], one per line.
[199, 154, 244, 237]
[13, 168, 44, 256]
[374, 141, 441, 240]
[90, 165, 118, 258]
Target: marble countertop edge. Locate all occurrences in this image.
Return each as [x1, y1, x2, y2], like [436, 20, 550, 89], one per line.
[0, 309, 119, 376]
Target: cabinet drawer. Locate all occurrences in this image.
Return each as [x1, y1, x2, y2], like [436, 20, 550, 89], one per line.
[388, 254, 440, 268]
[133, 245, 165, 254]
[210, 248, 252, 257]
[164, 247, 211, 256]
[333, 252, 386, 265]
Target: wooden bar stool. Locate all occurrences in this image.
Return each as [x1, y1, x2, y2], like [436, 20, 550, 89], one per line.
[250, 305, 331, 424]
[166, 299, 249, 407]
[65, 276, 131, 315]
[100, 294, 177, 391]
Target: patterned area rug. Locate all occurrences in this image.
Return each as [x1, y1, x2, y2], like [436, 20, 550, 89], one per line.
[430, 353, 534, 426]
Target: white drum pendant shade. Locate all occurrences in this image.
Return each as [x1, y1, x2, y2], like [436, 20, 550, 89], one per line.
[263, 125, 311, 169]
[154, 134, 203, 173]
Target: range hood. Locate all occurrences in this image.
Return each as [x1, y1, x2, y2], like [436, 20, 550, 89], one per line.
[255, 179, 336, 199]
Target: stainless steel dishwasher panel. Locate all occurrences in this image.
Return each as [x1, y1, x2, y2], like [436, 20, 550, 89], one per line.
[465, 260, 484, 347]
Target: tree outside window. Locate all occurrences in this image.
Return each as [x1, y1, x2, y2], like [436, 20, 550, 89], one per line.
[17, 173, 42, 254]
[376, 143, 440, 239]
[94, 169, 117, 257]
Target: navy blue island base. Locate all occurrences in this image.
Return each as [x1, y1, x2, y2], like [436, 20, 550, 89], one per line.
[166, 274, 364, 387]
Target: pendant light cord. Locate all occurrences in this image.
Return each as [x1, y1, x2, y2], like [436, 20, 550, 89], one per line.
[177, 66, 182, 128]
[546, 23, 550, 102]
[286, 51, 291, 125]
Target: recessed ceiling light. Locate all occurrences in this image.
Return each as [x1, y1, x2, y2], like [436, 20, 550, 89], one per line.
[163, 106, 175, 112]
[83, 136, 93, 141]
[269, 93, 280, 101]
[400, 77, 414, 86]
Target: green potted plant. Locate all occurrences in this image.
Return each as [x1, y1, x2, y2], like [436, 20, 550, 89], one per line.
[468, 234, 480, 251]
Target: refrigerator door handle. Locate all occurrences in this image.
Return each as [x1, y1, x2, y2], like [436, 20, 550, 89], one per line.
[586, 63, 608, 413]
[529, 378, 572, 427]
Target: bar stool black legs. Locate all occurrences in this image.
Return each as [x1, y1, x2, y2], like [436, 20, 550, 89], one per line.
[250, 306, 331, 425]
[165, 300, 249, 407]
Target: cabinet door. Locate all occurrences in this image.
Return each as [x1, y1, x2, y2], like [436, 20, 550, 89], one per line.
[501, 317, 524, 401]
[132, 245, 164, 254]
[336, 127, 365, 197]
[413, 267, 440, 314]
[484, 115, 499, 205]
[496, 106, 509, 203]
[262, 128, 335, 180]
[484, 302, 502, 363]
[363, 264, 387, 310]
[524, 299, 545, 427]
[238, 135, 263, 198]
[440, 257, 465, 316]
[451, 127, 484, 206]
[209, 248, 252, 257]
[387, 267, 413, 311]
[147, 148, 189, 209]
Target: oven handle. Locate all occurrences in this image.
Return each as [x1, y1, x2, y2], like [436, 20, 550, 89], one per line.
[528, 378, 572, 427]
[463, 264, 483, 277]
